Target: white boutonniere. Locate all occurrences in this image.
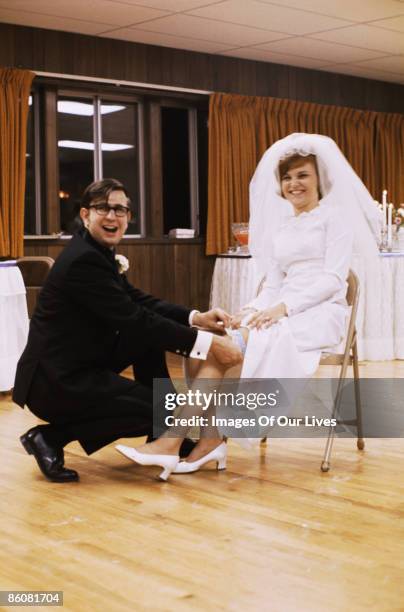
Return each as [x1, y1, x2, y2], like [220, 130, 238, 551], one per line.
[115, 254, 129, 274]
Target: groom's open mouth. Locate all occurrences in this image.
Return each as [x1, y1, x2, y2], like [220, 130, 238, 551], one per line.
[102, 225, 118, 234]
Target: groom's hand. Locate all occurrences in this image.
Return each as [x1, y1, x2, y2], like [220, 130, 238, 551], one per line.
[193, 308, 231, 333]
[209, 334, 243, 368]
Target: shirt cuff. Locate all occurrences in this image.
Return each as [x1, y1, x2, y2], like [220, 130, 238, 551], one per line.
[190, 330, 213, 360]
[189, 309, 200, 326]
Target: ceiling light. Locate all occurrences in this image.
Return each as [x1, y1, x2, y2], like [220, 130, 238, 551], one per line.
[57, 101, 125, 116]
[58, 140, 133, 151]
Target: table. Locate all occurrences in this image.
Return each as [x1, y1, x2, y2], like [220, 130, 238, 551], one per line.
[210, 253, 404, 361]
[210, 254, 262, 315]
[0, 261, 29, 391]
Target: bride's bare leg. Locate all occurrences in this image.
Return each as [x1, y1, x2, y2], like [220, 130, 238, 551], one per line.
[184, 328, 248, 461]
[181, 403, 221, 462]
[185, 356, 204, 384]
[136, 328, 249, 456]
[135, 352, 232, 455]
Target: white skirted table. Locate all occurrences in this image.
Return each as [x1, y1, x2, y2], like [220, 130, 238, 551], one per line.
[0, 261, 29, 391]
[210, 254, 262, 315]
[210, 253, 404, 361]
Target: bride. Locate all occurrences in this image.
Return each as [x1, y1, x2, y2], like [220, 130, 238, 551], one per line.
[116, 133, 381, 480]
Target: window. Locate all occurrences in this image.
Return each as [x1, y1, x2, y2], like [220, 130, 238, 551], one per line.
[24, 80, 208, 238]
[57, 95, 140, 234]
[24, 96, 36, 235]
[100, 100, 140, 235]
[58, 97, 95, 234]
[162, 106, 191, 233]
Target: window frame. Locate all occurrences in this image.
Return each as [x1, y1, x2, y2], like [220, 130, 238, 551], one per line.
[158, 98, 200, 235]
[25, 78, 208, 240]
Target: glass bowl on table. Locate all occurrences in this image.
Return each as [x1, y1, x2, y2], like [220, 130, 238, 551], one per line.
[231, 222, 249, 254]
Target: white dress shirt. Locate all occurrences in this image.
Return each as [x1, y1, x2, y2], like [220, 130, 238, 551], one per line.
[188, 310, 213, 359]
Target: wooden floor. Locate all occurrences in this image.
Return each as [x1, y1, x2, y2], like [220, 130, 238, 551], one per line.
[1, 358, 403, 612]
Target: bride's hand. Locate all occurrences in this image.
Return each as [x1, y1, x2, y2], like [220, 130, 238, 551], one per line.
[248, 303, 287, 330]
[230, 308, 256, 329]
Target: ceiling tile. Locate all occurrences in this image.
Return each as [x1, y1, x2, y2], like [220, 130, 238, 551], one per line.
[220, 46, 329, 68]
[106, 0, 215, 9]
[258, 37, 388, 63]
[100, 27, 232, 53]
[369, 15, 404, 33]
[352, 55, 404, 74]
[0, 0, 168, 26]
[134, 14, 290, 46]
[310, 24, 404, 55]
[0, 0, 403, 84]
[188, 0, 352, 36]
[258, 0, 402, 22]
[0, 7, 113, 34]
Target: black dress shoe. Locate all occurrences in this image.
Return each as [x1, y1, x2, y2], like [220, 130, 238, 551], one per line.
[20, 426, 79, 483]
[146, 434, 196, 458]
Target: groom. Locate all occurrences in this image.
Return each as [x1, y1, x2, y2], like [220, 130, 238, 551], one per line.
[13, 178, 242, 482]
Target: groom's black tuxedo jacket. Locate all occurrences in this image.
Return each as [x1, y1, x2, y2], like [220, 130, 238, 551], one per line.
[13, 229, 197, 409]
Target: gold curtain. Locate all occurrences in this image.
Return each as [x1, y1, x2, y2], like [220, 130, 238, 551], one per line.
[0, 67, 35, 258]
[207, 92, 403, 255]
[374, 111, 404, 207]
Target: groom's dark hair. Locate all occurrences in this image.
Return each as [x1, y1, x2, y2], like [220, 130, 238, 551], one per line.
[81, 178, 130, 208]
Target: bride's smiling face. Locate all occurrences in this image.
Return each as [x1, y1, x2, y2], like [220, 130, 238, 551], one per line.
[280, 160, 320, 215]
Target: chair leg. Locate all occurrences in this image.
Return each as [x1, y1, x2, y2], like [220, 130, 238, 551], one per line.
[321, 427, 335, 472]
[352, 340, 364, 451]
[321, 374, 345, 472]
[321, 338, 353, 472]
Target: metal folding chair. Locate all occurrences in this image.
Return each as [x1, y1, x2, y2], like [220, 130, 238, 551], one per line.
[16, 256, 54, 318]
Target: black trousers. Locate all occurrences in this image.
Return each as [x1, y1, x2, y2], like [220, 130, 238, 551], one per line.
[26, 343, 174, 455]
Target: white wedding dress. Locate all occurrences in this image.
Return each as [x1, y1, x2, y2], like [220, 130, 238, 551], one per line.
[240, 201, 353, 379]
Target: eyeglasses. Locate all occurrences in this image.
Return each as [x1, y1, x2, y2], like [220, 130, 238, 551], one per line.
[88, 203, 131, 217]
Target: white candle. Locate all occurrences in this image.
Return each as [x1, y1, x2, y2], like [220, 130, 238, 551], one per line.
[387, 203, 393, 247]
[382, 190, 387, 230]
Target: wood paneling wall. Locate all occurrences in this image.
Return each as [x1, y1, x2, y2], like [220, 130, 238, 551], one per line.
[1, 22, 403, 308]
[24, 239, 215, 311]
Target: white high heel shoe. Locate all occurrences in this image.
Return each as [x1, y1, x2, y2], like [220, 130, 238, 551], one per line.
[115, 444, 179, 481]
[173, 442, 227, 474]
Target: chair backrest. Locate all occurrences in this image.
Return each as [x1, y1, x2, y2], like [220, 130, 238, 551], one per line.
[16, 256, 55, 317]
[346, 269, 359, 309]
[343, 269, 360, 352]
[16, 256, 54, 286]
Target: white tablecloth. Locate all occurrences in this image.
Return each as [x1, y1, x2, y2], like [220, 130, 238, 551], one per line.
[210, 253, 404, 361]
[0, 261, 29, 391]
